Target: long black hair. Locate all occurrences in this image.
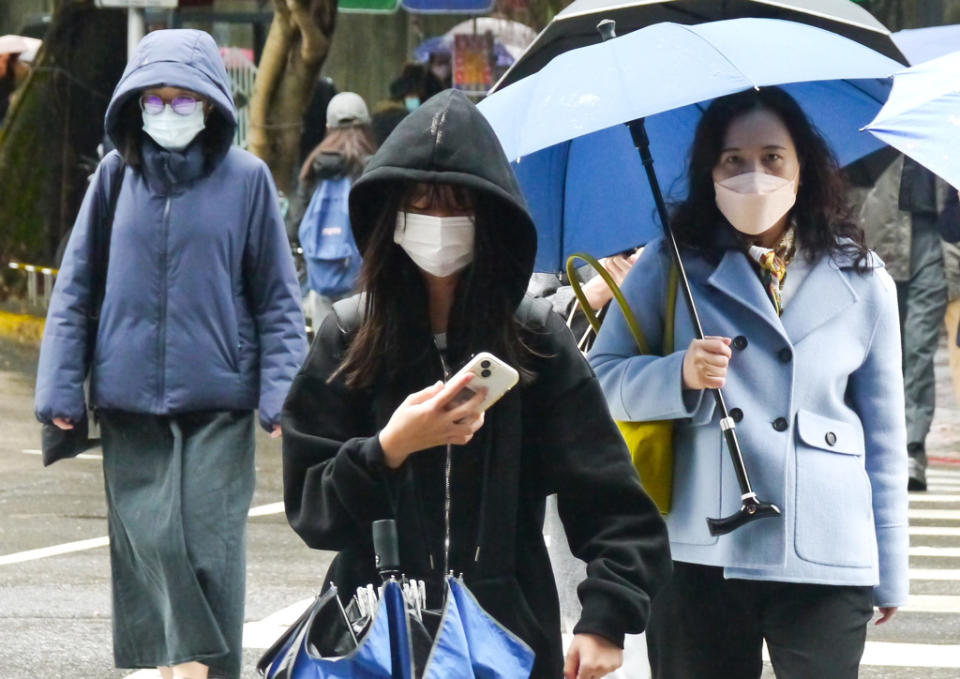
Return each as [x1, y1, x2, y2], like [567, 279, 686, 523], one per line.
[671, 87, 869, 269]
[337, 182, 535, 389]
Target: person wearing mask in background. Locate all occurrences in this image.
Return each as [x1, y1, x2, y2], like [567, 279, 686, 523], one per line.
[590, 87, 908, 679]
[281, 90, 672, 679]
[847, 151, 954, 491]
[295, 91, 377, 330]
[370, 62, 430, 145]
[426, 50, 452, 95]
[35, 30, 306, 679]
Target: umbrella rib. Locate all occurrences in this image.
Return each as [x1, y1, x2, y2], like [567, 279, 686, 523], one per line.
[674, 23, 758, 90]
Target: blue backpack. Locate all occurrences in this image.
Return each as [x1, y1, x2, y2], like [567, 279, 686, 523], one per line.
[298, 176, 362, 298]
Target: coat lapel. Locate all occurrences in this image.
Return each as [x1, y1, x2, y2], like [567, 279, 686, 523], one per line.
[780, 255, 859, 345]
[705, 249, 788, 342]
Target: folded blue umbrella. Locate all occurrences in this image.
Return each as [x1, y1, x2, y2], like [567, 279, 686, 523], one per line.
[478, 18, 901, 272]
[865, 50, 960, 191]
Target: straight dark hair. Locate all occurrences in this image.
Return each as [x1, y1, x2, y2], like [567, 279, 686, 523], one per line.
[336, 182, 535, 389]
[671, 87, 869, 269]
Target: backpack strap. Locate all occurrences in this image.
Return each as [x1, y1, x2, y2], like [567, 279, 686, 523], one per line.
[331, 292, 366, 335]
[515, 294, 552, 330]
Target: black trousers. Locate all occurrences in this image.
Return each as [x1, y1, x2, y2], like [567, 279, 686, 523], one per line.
[647, 562, 874, 679]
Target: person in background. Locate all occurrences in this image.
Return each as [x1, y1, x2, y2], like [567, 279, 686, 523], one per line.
[0, 46, 30, 125]
[590, 87, 908, 679]
[281, 89, 671, 679]
[35, 30, 306, 679]
[295, 91, 377, 329]
[370, 62, 430, 145]
[848, 151, 954, 491]
[298, 75, 339, 172]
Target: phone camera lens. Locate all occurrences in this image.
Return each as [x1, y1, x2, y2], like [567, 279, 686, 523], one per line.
[481, 360, 491, 369]
[481, 369, 492, 378]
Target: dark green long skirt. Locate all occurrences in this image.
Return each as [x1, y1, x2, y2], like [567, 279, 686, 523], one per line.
[100, 410, 255, 679]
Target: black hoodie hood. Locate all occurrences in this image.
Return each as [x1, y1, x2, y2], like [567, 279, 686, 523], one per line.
[349, 89, 537, 309]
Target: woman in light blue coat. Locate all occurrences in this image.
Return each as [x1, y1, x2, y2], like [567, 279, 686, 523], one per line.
[589, 87, 908, 679]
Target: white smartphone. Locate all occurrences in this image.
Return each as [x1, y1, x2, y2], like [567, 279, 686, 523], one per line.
[446, 352, 520, 412]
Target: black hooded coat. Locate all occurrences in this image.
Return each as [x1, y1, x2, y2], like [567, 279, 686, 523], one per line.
[281, 90, 671, 677]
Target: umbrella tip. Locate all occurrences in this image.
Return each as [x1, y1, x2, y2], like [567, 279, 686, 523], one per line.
[597, 19, 617, 42]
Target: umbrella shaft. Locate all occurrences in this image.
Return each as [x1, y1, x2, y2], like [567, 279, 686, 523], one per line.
[628, 116, 755, 498]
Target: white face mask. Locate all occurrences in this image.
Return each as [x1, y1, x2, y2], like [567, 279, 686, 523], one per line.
[394, 212, 475, 278]
[142, 104, 206, 152]
[714, 171, 798, 236]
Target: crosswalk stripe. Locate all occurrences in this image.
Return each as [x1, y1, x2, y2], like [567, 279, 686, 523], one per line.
[910, 568, 960, 580]
[902, 594, 960, 613]
[908, 494, 960, 503]
[910, 546, 960, 557]
[909, 508, 960, 520]
[911, 525, 960, 536]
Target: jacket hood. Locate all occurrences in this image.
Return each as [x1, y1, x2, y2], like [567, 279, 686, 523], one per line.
[349, 89, 537, 308]
[104, 29, 237, 159]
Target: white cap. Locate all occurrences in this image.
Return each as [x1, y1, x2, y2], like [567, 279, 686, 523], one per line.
[326, 92, 370, 129]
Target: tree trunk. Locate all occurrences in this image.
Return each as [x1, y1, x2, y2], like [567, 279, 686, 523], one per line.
[248, 0, 338, 195]
[0, 0, 126, 271]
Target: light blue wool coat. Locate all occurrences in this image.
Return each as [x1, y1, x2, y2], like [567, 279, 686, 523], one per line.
[589, 238, 909, 607]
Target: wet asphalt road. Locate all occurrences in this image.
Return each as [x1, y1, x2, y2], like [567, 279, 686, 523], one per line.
[1, 336, 959, 678]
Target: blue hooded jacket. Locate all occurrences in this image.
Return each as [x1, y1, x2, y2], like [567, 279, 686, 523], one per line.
[36, 29, 307, 430]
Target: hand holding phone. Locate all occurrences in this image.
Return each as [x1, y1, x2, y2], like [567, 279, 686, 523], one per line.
[446, 352, 520, 412]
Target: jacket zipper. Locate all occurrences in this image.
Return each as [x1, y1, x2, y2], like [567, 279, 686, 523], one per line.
[433, 339, 454, 577]
[158, 196, 171, 406]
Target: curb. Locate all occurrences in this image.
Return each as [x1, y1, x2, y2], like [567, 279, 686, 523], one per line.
[0, 309, 45, 347]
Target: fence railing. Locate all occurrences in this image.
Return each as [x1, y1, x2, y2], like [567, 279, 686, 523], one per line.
[8, 262, 57, 308]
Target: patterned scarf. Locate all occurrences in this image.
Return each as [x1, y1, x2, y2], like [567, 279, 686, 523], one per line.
[746, 226, 796, 316]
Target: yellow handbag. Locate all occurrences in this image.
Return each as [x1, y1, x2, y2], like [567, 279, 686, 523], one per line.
[567, 253, 678, 514]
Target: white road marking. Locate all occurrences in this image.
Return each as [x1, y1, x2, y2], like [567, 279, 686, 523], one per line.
[910, 568, 960, 580]
[902, 594, 960, 613]
[907, 494, 960, 503]
[763, 641, 960, 668]
[911, 525, 960, 536]
[0, 503, 284, 566]
[909, 546, 960, 558]
[909, 508, 960, 520]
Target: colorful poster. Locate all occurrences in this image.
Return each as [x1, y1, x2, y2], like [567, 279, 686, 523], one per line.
[453, 33, 494, 93]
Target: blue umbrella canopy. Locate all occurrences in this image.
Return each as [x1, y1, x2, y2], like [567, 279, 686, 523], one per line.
[865, 50, 960, 191]
[478, 18, 901, 271]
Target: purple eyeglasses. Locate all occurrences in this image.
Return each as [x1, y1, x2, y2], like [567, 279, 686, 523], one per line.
[140, 93, 202, 116]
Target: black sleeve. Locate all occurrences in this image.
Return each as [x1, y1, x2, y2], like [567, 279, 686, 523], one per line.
[937, 189, 960, 243]
[523, 312, 673, 647]
[281, 314, 396, 551]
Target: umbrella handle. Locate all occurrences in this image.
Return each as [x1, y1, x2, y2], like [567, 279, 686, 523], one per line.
[625, 116, 782, 536]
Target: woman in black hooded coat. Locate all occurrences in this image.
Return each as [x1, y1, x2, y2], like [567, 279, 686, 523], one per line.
[281, 90, 671, 679]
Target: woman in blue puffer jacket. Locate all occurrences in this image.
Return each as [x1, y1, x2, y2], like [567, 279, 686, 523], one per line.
[35, 29, 306, 679]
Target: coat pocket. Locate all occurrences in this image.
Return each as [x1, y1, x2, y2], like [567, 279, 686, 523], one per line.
[794, 409, 875, 567]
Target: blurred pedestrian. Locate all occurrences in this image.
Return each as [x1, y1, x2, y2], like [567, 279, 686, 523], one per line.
[0, 35, 37, 125]
[35, 29, 306, 679]
[849, 151, 954, 490]
[590, 87, 908, 679]
[295, 91, 377, 329]
[370, 62, 429, 145]
[281, 89, 671, 679]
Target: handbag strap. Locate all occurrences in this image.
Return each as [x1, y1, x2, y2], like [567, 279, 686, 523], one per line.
[566, 252, 679, 355]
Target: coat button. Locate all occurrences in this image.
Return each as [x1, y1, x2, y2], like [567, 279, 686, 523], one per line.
[778, 347, 792, 362]
[730, 408, 743, 423]
[825, 431, 837, 446]
[772, 417, 788, 432]
[732, 335, 748, 350]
